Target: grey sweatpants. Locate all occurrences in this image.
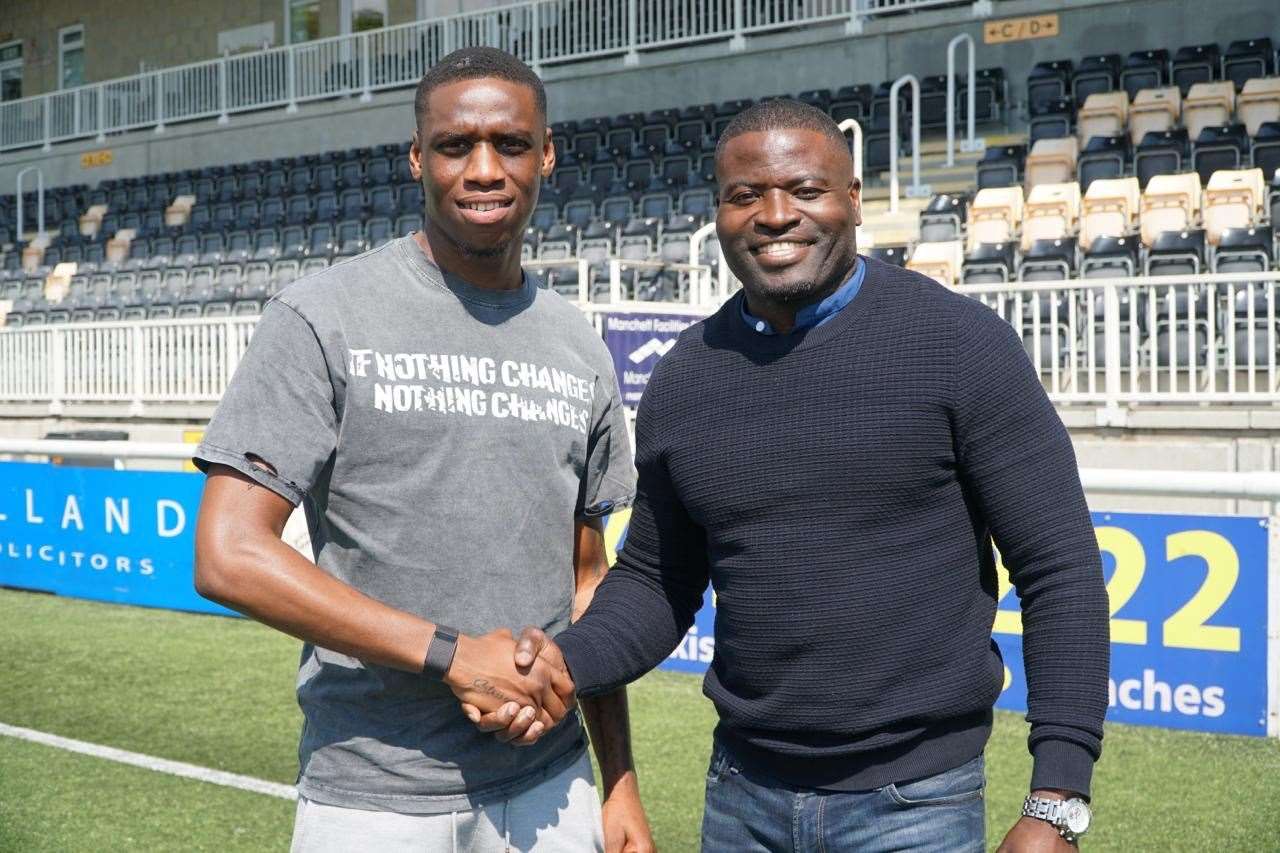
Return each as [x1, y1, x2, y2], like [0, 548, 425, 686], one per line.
[289, 750, 605, 853]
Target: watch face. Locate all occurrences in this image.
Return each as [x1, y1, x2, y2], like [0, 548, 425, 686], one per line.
[1064, 800, 1091, 835]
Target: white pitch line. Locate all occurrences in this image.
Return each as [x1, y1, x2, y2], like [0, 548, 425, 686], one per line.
[0, 721, 297, 800]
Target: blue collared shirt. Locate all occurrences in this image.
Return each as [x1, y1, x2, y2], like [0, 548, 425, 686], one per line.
[740, 258, 865, 335]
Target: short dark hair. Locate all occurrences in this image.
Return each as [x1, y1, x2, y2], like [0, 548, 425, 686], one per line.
[414, 47, 547, 130]
[715, 97, 851, 163]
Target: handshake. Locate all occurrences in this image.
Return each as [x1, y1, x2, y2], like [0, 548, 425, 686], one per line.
[443, 627, 576, 746]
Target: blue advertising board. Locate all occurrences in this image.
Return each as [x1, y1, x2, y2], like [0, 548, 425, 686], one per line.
[601, 312, 704, 407]
[609, 509, 1276, 738]
[0, 461, 231, 616]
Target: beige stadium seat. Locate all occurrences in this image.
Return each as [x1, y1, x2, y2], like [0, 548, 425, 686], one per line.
[1203, 168, 1266, 244]
[1139, 172, 1202, 247]
[78, 203, 107, 239]
[1237, 77, 1280, 136]
[1183, 81, 1235, 140]
[164, 194, 195, 228]
[1024, 137, 1078, 189]
[967, 186, 1024, 250]
[1080, 177, 1140, 250]
[1128, 87, 1181, 146]
[906, 241, 964, 287]
[1076, 91, 1128, 147]
[1021, 182, 1081, 251]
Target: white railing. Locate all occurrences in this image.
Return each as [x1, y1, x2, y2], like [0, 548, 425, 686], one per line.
[6, 270, 1277, 409]
[1, 0, 986, 153]
[958, 271, 1280, 408]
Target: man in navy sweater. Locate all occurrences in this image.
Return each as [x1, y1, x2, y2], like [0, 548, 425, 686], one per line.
[488, 99, 1110, 851]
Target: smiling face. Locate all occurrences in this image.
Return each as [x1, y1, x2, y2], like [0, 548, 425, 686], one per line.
[716, 127, 861, 309]
[409, 77, 554, 260]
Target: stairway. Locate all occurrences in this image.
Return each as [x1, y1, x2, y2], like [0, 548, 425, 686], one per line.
[858, 131, 1025, 248]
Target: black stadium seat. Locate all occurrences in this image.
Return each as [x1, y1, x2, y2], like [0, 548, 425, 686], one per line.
[1078, 135, 1128, 191]
[1171, 43, 1219, 94]
[1072, 54, 1120, 105]
[1134, 128, 1189, 188]
[1223, 37, 1274, 90]
[1191, 124, 1249, 184]
[1027, 60, 1072, 115]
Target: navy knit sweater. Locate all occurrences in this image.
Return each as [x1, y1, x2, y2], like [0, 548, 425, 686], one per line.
[556, 258, 1109, 796]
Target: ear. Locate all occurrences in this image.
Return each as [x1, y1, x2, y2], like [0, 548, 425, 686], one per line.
[848, 177, 862, 228]
[408, 131, 423, 181]
[541, 125, 556, 180]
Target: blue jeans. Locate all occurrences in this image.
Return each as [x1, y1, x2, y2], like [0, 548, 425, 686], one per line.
[701, 742, 985, 853]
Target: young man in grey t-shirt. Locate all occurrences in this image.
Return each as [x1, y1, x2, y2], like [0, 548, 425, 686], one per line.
[193, 48, 653, 852]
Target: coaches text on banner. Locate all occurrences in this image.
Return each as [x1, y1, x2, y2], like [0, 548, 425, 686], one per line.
[632, 510, 1277, 738]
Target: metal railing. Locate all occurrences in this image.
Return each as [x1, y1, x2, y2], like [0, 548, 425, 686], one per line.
[6, 270, 1277, 410]
[2, 0, 984, 153]
[958, 271, 1280, 408]
[888, 74, 929, 213]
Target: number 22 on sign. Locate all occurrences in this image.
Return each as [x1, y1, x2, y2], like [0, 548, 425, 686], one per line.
[993, 527, 1241, 653]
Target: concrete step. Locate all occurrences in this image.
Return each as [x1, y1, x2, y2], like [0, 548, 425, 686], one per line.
[876, 163, 975, 182]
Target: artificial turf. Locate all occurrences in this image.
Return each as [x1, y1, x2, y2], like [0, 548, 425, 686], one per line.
[1, 588, 1276, 852]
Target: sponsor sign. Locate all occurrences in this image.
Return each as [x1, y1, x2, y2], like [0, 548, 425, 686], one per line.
[0, 462, 230, 615]
[641, 510, 1275, 737]
[602, 313, 703, 406]
[983, 13, 1059, 44]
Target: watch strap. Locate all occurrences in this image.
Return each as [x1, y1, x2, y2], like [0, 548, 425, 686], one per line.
[1022, 795, 1082, 843]
[423, 625, 460, 680]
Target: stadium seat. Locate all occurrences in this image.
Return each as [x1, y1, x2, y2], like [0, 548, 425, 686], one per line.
[1222, 38, 1274, 90]
[1182, 81, 1235, 140]
[1021, 182, 1081, 251]
[1237, 77, 1280, 135]
[1072, 54, 1120, 104]
[961, 242, 1015, 284]
[1076, 91, 1128, 147]
[1077, 135, 1128, 192]
[919, 193, 969, 243]
[976, 145, 1025, 190]
[1128, 87, 1181, 146]
[1029, 97, 1074, 144]
[1080, 177, 1140, 250]
[1172, 43, 1220, 94]
[1140, 172, 1202, 246]
[1213, 226, 1272, 273]
[906, 241, 963, 287]
[1134, 128, 1190, 188]
[1254, 122, 1280, 184]
[968, 186, 1024, 249]
[1027, 60, 1073, 115]
[1025, 137, 1078, 189]
[1191, 124, 1249, 184]
[868, 246, 908, 267]
[1203, 168, 1266, 244]
[1020, 237, 1077, 281]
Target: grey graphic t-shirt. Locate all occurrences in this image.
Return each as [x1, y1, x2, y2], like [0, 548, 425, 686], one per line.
[194, 236, 635, 814]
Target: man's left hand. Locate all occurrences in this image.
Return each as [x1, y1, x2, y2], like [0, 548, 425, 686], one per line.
[601, 772, 655, 853]
[996, 790, 1080, 852]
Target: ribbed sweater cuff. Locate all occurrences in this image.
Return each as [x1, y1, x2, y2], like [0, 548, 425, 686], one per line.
[1029, 739, 1096, 799]
[555, 629, 613, 699]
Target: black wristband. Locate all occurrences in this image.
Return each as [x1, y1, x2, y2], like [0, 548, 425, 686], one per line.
[423, 625, 459, 680]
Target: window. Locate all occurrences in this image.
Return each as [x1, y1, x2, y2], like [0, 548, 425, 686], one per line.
[0, 41, 22, 102]
[59, 26, 85, 89]
[341, 0, 387, 34]
[288, 0, 321, 44]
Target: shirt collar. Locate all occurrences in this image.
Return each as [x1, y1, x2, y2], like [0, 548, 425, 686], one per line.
[740, 258, 865, 335]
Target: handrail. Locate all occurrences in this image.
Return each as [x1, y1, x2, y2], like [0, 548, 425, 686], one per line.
[688, 220, 720, 304]
[945, 33, 979, 167]
[1, 1, 1004, 154]
[888, 74, 924, 214]
[837, 118, 864, 186]
[1, 437, 1275, 500]
[15, 166, 45, 243]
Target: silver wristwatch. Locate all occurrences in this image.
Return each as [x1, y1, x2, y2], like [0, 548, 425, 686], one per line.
[1022, 795, 1092, 843]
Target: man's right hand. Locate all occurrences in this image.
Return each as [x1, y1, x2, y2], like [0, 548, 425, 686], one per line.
[460, 627, 575, 745]
[444, 628, 575, 732]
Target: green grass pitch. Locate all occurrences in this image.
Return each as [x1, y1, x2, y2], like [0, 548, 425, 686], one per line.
[1, 588, 1276, 852]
